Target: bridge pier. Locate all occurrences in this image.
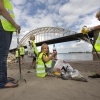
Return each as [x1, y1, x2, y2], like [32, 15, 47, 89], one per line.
[92, 30, 100, 60]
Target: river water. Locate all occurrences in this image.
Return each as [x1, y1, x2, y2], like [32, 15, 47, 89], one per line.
[56, 53, 93, 61]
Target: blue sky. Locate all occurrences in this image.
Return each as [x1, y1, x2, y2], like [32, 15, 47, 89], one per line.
[10, 0, 100, 53]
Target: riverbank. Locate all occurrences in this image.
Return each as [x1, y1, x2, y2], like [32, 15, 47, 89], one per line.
[0, 60, 100, 100]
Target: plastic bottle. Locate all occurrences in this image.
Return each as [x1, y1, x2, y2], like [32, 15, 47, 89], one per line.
[53, 44, 57, 59]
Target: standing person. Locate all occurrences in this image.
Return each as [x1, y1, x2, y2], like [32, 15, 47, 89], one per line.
[0, 0, 21, 88]
[20, 45, 25, 64]
[36, 43, 57, 78]
[29, 35, 38, 69]
[81, 10, 100, 78]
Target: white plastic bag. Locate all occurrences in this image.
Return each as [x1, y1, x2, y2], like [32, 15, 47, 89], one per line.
[63, 63, 73, 73]
[53, 59, 67, 72]
[70, 69, 83, 78]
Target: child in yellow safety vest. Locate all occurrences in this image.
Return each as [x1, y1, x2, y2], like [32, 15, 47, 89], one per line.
[29, 35, 38, 69]
[19, 45, 25, 64]
[36, 43, 57, 77]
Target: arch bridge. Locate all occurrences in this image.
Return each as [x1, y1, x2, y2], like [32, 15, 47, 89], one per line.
[19, 27, 92, 47]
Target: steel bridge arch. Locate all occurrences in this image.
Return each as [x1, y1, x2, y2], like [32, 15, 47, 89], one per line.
[19, 27, 77, 46]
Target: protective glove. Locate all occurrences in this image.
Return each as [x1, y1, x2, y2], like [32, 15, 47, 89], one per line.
[81, 26, 91, 34]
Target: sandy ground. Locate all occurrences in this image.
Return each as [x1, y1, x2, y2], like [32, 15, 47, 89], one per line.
[0, 60, 100, 100]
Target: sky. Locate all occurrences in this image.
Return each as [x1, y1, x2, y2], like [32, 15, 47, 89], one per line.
[10, 0, 100, 53]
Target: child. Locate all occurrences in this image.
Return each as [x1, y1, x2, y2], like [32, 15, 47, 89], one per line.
[29, 35, 38, 69]
[36, 43, 57, 77]
[19, 44, 25, 64]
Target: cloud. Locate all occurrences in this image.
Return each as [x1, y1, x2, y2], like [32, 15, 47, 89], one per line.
[58, 0, 100, 30]
[11, 0, 100, 31]
[11, 0, 27, 5]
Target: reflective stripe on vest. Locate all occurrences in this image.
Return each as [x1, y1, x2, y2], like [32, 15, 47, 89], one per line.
[36, 70, 45, 74]
[0, 0, 16, 31]
[32, 40, 38, 55]
[36, 52, 46, 77]
[94, 32, 100, 52]
[37, 65, 45, 68]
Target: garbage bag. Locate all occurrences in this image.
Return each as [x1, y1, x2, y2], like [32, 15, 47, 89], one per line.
[53, 59, 88, 82]
[70, 69, 83, 78]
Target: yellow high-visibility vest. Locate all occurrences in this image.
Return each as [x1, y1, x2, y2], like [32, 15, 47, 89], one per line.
[32, 40, 38, 55]
[20, 47, 25, 55]
[36, 52, 46, 77]
[36, 52, 52, 77]
[0, 0, 16, 31]
[94, 32, 100, 52]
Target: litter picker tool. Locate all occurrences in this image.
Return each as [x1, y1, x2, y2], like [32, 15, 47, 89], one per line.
[16, 31, 26, 83]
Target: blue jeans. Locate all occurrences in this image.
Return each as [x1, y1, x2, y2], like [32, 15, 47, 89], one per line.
[0, 23, 13, 88]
